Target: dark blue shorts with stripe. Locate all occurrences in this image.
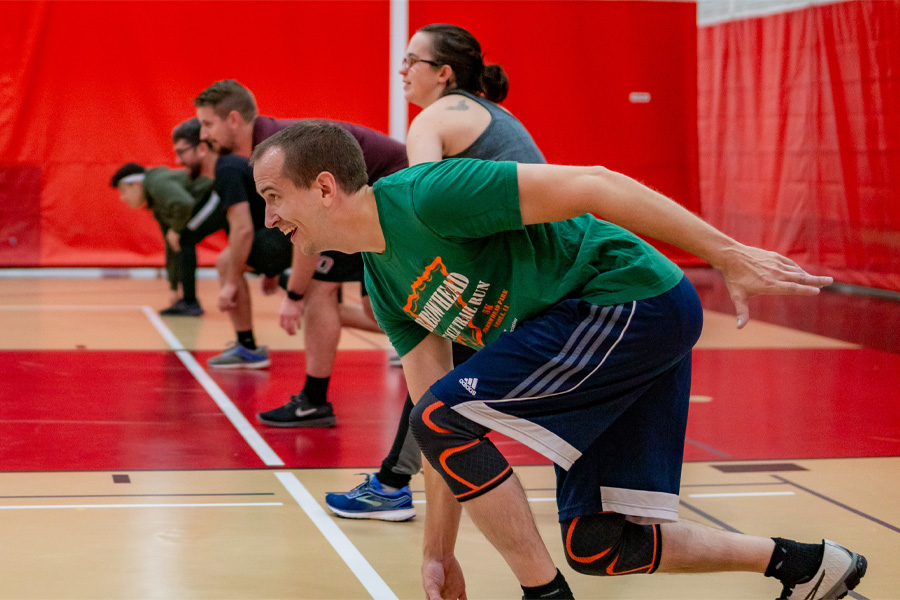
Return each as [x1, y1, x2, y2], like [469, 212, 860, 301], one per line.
[429, 276, 703, 523]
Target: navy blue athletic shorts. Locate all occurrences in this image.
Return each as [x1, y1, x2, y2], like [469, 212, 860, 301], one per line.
[428, 276, 703, 523]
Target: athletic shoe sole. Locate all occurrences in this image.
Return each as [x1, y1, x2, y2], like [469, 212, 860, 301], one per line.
[208, 359, 271, 369]
[326, 505, 415, 522]
[256, 414, 336, 427]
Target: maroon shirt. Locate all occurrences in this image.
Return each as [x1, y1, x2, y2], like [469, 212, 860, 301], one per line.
[252, 116, 408, 184]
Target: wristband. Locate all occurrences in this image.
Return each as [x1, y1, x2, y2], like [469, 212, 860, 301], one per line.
[286, 289, 304, 302]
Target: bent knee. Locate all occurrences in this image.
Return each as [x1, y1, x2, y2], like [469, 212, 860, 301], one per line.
[409, 390, 511, 501]
[561, 513, 661, 576]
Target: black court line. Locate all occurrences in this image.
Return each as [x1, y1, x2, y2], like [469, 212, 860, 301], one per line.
[713, 463, 807, 473]
[0, 493, 277, 499]
[773, 474, 900, 534]
[685, 437, 731, 458]
[679, 500, 742, 533]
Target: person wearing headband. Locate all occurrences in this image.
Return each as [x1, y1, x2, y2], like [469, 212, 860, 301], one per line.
[110, 159, 214, 314]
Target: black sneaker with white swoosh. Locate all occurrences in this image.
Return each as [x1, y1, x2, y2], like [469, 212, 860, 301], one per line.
[256, 392, 336, 427]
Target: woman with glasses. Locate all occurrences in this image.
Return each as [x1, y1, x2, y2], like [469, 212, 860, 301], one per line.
[325, 21, 546, 526]
[401, 23, 545, 165]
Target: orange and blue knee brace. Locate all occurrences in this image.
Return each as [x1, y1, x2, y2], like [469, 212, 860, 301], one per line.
[562, 512, 662, 576]
[409, 390, 512, 501]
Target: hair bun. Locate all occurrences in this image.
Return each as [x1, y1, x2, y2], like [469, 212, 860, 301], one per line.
[482, 64, 509, 103]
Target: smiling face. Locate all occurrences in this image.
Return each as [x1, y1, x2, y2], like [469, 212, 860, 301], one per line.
[399, 31, 450, 108]
[253, 146, 327, 255]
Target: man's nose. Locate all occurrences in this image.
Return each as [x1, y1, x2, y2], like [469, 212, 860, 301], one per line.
[264, 206, 278, 229]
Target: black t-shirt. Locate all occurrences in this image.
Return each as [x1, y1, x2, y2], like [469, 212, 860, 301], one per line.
[214, 153, 267, 231]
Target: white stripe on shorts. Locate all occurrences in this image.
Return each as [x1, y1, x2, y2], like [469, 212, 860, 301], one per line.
[452, 401, 582, 469]
[503, 302, 634, 400]
[601, 486, 680, 523]
[186, 191, 220, 231]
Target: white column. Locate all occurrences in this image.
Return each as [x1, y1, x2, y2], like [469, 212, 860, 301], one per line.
[389, 0, 409, 142]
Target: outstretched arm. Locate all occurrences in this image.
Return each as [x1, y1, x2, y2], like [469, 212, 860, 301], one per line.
[517, 163, 833, 328]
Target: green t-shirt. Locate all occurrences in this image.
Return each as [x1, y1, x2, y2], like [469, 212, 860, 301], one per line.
[363, 159, 684, 357]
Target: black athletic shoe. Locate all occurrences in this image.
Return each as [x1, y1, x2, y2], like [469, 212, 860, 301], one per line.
[256, 393, 336, 428]
[160, 299, 204, 316]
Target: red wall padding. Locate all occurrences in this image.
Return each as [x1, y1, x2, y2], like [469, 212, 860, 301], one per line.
[409, 1, 701, 265]
[0, 0, 391, 268]
[698, 0, 900, 291]
[0, 0, 700, 268]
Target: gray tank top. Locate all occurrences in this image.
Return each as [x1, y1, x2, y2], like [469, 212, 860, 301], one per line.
[444, 91, 546, 164]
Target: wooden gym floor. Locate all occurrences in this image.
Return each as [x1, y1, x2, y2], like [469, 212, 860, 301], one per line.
[0, 269, 897, 599]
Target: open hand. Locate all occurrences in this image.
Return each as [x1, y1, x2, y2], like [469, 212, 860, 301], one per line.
[718, 244, 833, 328]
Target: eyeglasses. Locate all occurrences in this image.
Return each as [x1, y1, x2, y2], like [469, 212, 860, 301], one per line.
[401, 55, 441, 69]
[174, 145, 197, 157]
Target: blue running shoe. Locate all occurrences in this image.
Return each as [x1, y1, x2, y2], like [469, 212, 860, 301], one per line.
[207, 342, 270, 369]
[325, 473, 415, 522]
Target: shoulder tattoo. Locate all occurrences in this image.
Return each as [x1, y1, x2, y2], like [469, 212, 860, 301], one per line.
[446, 99, 469, 112]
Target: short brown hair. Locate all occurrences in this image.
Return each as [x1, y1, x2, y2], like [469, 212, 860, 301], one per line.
[194, 79, 258, 122]
[250, 120, 368, 193]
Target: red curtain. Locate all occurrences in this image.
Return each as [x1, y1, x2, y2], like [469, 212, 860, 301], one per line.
[699, 0, 900, 291]
[0, 1, 699, 268]
[0, 0, 390, 267]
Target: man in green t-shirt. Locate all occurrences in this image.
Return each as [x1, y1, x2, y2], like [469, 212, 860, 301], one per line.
[248, 121, 866, 600]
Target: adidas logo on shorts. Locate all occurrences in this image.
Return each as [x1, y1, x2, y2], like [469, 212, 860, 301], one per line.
[459, 377, 478, 395]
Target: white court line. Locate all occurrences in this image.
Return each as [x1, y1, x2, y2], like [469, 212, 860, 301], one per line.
[0, 502, 283, 510]
[0, 305, 146, 310]
[141, 306, 285, 467]
[0, 267, 217, 279]
[688, 491, 796, 498]
[276, 472, 398, 600]
[2, 302, 285, 465]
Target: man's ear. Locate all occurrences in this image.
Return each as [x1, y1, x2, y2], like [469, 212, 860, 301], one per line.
[314, 171, 337, 206]
[226, 110, 243, 128]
